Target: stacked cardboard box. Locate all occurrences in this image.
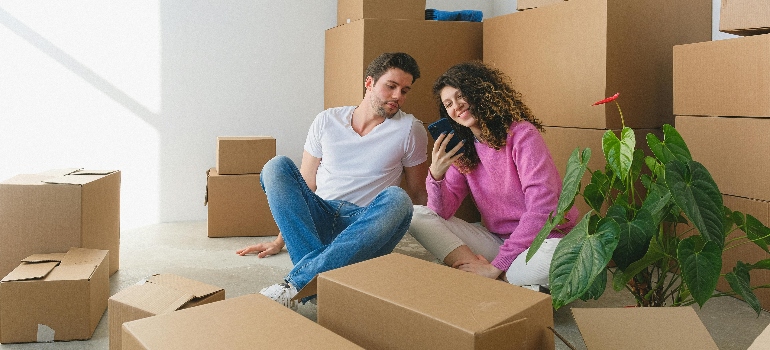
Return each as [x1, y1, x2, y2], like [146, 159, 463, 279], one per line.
[517, 0, 565, 11]
[483, 0, 711, 217]
[0, 169, 121, 278]
[673, 10, 770, 309]
[0, 248, 109, 344]
[296, 253, 554, 349]
[325, 0, 483, 222]
[108, 274, 225, 350]
[206, 136, 279, 237]
[719, 0, 770, 36]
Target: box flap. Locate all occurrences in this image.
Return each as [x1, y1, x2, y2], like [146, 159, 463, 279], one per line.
[146, 274, 224, 299]
[572, 307, 718, 350]
[1, 261, 58, 282]
[71, 169, 116, 175]
[292, 276, 318, 301]
[112, 282, 198, 315]
[59, 247, 109, 266]
[45, 264, 99, 281]
[21, 252, 67, 263]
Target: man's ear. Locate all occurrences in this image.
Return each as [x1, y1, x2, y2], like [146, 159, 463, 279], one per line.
[364, 75, 374, 90]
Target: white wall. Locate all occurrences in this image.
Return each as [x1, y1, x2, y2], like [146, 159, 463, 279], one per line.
[0, 0, 731, 230]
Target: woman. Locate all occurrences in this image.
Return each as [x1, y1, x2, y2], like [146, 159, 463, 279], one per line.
[409, 61, 578, 288]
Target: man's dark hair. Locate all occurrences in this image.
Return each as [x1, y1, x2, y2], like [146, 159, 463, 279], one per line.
[365, 52, 420, 84]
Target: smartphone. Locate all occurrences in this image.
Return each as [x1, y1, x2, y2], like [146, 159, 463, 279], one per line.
[427, 118, 465, 155]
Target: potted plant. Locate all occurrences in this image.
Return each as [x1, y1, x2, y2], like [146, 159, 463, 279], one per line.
[529, 93, 770, 313]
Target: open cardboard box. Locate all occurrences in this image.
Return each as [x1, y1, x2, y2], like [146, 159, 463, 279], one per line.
[121, 294, 362, 349]
[296, 253, 554, 349]
[0, 248, 109, 344]
[567, 307, 718, 349]
[108, 274, 225, 350]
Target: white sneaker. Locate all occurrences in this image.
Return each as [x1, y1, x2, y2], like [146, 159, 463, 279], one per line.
[259, 282, 299, 310]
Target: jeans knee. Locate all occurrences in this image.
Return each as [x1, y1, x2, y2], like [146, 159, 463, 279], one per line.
[261, 156, 294, 187]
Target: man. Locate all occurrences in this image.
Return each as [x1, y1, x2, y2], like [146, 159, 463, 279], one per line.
[236, 52, 428, 309]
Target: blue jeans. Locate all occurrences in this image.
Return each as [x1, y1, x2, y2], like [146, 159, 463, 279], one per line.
[260, 156, 413, 290]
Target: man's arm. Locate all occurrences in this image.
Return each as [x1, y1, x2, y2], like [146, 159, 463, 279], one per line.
[403, 161, 428, 205]
[299, 150, 321, 192]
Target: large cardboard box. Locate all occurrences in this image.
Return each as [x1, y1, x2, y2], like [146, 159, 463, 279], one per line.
[541, 126, 661, 216]
[750, 322, 770, 350]
[108, 274, 225, 350]
[0, 248, 109, 344]
[325, 18, 482, 125]
[720, 0, 770, 36]
[311, 253, 554, 349]
[676, 116, 770, 201]
[484, 0, 711, 129]
[336, 0, 426, 26]
[718, 195, 770, 311]
[0, 169, 120, 277]
[216, 136, 275, 175]
[121, 294, 362, 350]
[571, 307, 718, 349]
[673, 34, 770, 118]
[517, 0, 564, 11]
[205, 168, 279, 237]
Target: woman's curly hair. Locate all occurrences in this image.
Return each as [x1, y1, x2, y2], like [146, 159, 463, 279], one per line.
[432, 61, 544, 173]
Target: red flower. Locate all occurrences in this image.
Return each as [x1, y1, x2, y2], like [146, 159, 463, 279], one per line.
[592, 92, 619, 106]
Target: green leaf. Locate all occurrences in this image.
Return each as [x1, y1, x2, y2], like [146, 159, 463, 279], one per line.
[646, 125, 693, 164]
[528, 148, 590, 262]
[678, 236, 722, 307]
[583, 183, 605, 212]
[612, 236, 666, 291]
[725, 262, 762, 315]
[602, 128, 635, 182]
[750, 258, 770, 270]
[611, 208, 657, 271]
[640, 182, 672, 226]
[549, 214, 620, 310]
[736, 212, 770, 253]
[666, 160, 724, 248]
[580, 267, 607, 301]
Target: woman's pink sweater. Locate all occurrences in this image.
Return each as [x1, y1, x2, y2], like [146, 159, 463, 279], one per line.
[427, 121, 579, 271]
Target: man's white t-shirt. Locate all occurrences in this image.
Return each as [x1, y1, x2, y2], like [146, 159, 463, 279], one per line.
[304, 106, 428, 207]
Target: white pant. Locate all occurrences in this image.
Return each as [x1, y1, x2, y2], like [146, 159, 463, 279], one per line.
[409, 205, 560, 286]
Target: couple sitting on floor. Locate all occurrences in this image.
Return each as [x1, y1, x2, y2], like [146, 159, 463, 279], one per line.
[235, 52, 578, 309]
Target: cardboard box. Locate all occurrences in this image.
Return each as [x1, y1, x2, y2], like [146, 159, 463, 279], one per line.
[216, 136, 275, 175]
[325, 18, 482, 125]
[121, 294, 362, 350]
[720, 0, 770, 36]
[108, 274, 225, 350]
[674, 34, 770, 118]
[541, 126, 661, 216]
[308, 253, 554, 349]
[336, 0, 426, 26]
[0, 169, 120, 278]
[676, 116, 770, 201]
[571, 307, 718, 349]
[718, 195, 770, 311]
[517, 0, 565, 11]
[0, 248, 109, 344]
[205, 168, 279, 237]
[484, 0, 711, 129]
[750, 321, 770, 350]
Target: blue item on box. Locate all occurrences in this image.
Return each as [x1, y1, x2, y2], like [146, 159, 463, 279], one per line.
[425, 9, 483, 22]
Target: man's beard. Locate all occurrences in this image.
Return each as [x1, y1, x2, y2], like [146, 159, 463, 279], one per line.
[372, 97, 398, 119]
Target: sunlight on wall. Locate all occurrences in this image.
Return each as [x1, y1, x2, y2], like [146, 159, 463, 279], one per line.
[0, 2, 161, 230]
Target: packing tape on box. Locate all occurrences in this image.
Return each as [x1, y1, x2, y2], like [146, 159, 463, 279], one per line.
[37, 324, 55, 342]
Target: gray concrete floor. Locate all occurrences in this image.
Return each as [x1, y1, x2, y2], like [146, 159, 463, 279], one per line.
[2, 220, 769, 349]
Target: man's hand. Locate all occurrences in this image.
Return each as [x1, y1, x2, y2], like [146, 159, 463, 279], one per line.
[236, 241, 283, 258]
[453, 254, 503, 280]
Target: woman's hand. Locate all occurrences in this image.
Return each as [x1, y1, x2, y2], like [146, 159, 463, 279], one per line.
[236, 240, 284, 258]
[429, 132, 465, 181]
[453, 254, 504, 280]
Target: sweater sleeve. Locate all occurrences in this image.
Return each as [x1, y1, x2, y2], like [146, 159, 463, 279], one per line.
[426, 166, 470, 220]
[490, 124, 566, 271]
